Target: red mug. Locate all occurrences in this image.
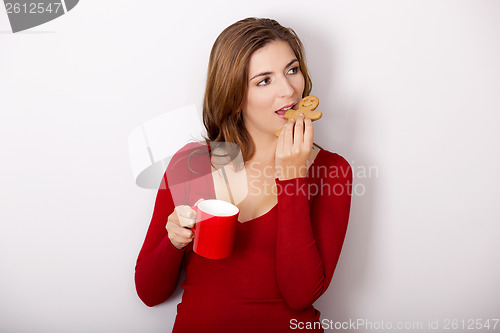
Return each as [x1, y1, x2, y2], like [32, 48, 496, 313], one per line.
[191, 199, 239, 259]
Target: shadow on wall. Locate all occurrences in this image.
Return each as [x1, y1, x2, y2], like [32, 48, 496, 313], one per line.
[301, 22, 378, 322]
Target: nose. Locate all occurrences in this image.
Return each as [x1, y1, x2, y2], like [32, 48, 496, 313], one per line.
[277, 75, 294, 98]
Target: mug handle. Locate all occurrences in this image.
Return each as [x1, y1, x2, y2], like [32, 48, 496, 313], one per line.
[189, 198, 204, 233]
[190, 205, 198, 233]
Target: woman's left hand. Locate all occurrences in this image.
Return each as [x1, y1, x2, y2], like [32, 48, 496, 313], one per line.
[275, 113, 314, 180]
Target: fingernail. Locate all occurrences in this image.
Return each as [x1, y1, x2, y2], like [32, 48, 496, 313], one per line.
[299, 113, 304, 117]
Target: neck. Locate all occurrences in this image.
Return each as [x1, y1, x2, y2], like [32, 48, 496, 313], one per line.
[247, 132, 277, 165]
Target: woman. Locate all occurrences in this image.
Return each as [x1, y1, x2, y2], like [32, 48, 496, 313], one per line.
[135, 17, 352, 332]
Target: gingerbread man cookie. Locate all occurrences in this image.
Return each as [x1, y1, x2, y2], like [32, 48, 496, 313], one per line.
[275, 96, 322, 137]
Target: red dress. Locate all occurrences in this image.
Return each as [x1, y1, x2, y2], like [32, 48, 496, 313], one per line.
[135, 142, 352, 333]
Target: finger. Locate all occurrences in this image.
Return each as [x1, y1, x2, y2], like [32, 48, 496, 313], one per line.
[179, 217, 196, 228]
[303, 117, 314, 147]
[168, 221, 195, 238]
[294, 114, 305, 145]
[175, 205, 196, 219]
[284, 118, 294, 149]
[175, 205, 197, 228]
[173, 226, 195, 240]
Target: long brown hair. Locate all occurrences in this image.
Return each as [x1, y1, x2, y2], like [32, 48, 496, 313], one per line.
[202, 17, 317, 162]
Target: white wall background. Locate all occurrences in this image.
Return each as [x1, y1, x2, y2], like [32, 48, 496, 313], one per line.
[1, 0, 499, 332]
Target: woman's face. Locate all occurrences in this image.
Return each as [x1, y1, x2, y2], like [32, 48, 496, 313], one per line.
[242, 40, 305, 138]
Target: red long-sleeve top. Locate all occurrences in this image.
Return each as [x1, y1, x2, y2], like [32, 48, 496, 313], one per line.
[135, 142, 352, 333]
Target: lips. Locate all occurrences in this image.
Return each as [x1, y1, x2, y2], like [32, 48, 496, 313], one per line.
[276, 103, 295, 112]
[275, 111, 287, 119]
[275, 103, 297, 119]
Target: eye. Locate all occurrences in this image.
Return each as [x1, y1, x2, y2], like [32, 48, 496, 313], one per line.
[257, 77, 271, 87]
[287, 66, 299, 75]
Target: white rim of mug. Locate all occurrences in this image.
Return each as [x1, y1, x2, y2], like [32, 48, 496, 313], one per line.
[197, 199, 239, 216]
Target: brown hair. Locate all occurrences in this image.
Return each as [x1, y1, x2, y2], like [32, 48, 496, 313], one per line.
[202, 17, 317, 162]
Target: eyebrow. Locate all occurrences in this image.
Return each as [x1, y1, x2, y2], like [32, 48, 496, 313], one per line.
[249, 59, 299, 81]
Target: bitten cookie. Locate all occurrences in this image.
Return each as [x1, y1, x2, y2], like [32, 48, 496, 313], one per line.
[275, 96, 322, 137]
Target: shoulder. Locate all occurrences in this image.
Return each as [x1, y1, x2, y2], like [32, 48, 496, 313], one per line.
[172, 141, 208, 158]
[167, 142, 209, 169]
[311, 149, 352, 182]
[165, 141, 211, 183]
[314, 148, 351, 169]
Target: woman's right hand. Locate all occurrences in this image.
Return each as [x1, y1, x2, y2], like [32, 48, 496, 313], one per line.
[166, 200, 203, 250]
